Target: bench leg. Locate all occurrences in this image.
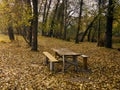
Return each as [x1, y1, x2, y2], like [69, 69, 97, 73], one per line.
[83, 57, 88, 70]
[50, 62, 54, 71]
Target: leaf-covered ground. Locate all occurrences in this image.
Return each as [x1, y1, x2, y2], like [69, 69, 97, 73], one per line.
[0, 35, 120, 90]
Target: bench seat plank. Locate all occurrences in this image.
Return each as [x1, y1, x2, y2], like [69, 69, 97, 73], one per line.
[43, 52, 59, 71]
[43, 52, 58, 62]
[81, 55, 88, 58]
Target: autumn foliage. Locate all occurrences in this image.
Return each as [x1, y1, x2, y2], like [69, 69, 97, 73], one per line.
[0, 35, 120, 89]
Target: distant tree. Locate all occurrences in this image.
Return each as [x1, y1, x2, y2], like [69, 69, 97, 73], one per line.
[80, 14, 99, 42]
[59, 1, 64, 39]
[75, 0, 83, 43]
[63, 0, 67, 40]
[97, 0, 107, 46]
[97, 0, 102, 46]
[42, 0, 47, 35]
[3, 0, 15, 41]
[49, 0, 60, 37]
[8, 25, 15, 41]
[45, 0, 52, 34]
[23, 0, 33, 46]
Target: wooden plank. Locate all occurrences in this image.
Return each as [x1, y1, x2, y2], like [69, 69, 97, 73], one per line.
[81, 55, 88, 58]
[52, 48, 81, 56]
[81, 54, 88, 70]
[50, 62, 54, 71]
[43, 52, 58, 62]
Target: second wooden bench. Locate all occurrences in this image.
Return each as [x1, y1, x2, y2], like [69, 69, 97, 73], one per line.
[43, 52, 59, 71]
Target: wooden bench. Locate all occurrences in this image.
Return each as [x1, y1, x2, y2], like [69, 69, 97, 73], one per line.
[43, 52, 58, 71]
[81, 55, 89, 70]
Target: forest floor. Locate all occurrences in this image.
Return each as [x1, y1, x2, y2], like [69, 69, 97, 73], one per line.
[0, 35, 120, 90]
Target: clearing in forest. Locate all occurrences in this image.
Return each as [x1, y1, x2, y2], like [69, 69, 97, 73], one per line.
[0, 35, 120, 89]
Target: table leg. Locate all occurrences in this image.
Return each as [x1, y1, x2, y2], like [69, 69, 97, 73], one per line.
[73, 56, 78, 72]
[62, 55, 65, 73]
[83, 57, 88, 70]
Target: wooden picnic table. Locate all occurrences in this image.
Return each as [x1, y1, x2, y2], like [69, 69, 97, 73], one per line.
[52, 48, 81, 72]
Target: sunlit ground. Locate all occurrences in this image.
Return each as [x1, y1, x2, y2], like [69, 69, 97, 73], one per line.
[0, 34, 119, 49]
[0, 34, 24, 43]
[0, 34, 10, 42]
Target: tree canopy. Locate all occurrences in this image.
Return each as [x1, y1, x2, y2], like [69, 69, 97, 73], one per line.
[0, 0, 119, 49]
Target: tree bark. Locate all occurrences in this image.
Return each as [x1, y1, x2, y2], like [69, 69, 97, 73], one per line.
[87, 28, 92, 42]
[26, 0, 32, 46]
[8, 26, 15, 41]
[63, 0, 67, 40]
[75, 0, 83, 43]
[97, 0, 102, 46]
[44, 0, 52, 37]
[105, 0, 114, 48]
[49, 0, 60, 37]
[42, 0, 47, 35]
[31, 0, 38, 51]
[91, 29, 97, 42]
[59, 1, 64, 39]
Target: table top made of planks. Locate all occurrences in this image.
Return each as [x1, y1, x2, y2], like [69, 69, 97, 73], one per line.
[52, 48, 81, 56]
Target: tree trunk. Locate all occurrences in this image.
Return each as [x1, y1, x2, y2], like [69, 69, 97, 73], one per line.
[80, 14, 99, 42]
[59, 1, 64, 39]
[45, 0, 52, 37]
[49, 0, 60, 37]
[8, 26, 15, 41]
[105, 0, 114, 48]
[75, 0, 83, 43]
[88, 28, 92, 42]
[46, 0, 52, 25]
[31, 0, 38, 51]
[27, 21, 32, 46]
[97, 17, 101, 45]
[91, 29, 97, 42]
[42, 0, 47, 36]
[97, 0, 101, 46]
[63, 0, 67, 40]
[26, 0, 32, 46]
